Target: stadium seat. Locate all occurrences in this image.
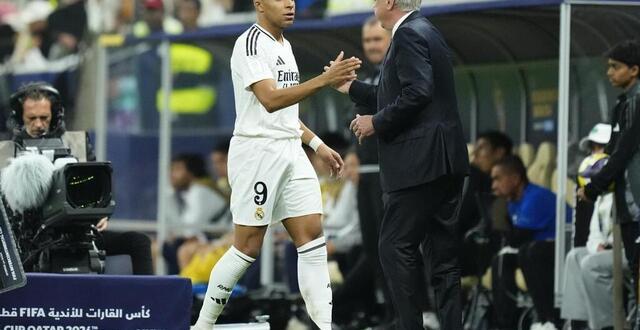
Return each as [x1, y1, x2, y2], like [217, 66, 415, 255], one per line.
[518, 143, 535, 168]
[515, 268, 527, 292]
[550, 169, 577, 207]
[527, 142, 556, 189]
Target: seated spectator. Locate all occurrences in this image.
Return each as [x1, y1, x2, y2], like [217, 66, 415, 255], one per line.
[132, 0, 182, 38]
[0, 3, 17, 63]
[573, 124, 613, 247]
[161, 153, 226, 274]
[208, 139, 231, 200]
[86, 0, 130, 34]
[47, 0, 87, 60]
[460, 131, 513, 277]
[177, 0, 201, 32]
[176, 140, 233, 276]
[9, 1, 53, 70]
[490, 155, 571, 330]
[561, 124, 616, 330]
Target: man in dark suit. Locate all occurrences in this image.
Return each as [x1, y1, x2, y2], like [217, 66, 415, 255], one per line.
[332, 0, 469, 328]
[332, 16, 394, 327]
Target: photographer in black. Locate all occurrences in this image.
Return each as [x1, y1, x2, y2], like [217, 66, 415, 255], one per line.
[7, 82, 153, 275]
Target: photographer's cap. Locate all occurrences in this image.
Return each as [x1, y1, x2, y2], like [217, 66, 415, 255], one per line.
[579, 123, 612, 152]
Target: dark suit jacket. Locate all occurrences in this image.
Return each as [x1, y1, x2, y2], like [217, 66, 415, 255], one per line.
[349, 11, 469, 192]
[353, 66, 381, 166]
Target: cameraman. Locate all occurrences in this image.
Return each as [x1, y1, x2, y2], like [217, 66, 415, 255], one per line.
[8, 82, 153, 275]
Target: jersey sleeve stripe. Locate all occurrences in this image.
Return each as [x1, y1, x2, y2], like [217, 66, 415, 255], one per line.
[248, 29, 260, 56]
[245, 26, 257, 56]
[252, 33, 261, 56]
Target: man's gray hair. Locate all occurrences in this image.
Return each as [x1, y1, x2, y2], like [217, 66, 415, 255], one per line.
[395, 0, 421, 11]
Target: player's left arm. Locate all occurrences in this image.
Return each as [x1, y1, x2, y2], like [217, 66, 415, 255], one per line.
[300, 120, 344, 177]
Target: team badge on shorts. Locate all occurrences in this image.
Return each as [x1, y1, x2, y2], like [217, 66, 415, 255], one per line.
[255, 207, 265, 220]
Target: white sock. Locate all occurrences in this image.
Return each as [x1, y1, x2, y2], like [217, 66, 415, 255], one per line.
[297, 236, 332, 330]
[192, 246, 255, 330]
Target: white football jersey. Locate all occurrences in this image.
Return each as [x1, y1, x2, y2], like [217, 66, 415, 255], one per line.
[230, 24, 302, 139]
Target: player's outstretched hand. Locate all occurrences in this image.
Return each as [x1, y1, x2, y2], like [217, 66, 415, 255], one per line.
[317, 144, 345, 178]
[322, 51, 361, 93]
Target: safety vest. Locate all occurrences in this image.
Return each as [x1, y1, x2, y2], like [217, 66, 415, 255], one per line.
[156, 43, 217, 114]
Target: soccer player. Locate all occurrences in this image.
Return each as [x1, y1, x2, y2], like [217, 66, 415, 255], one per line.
[191, 0, 361, 329]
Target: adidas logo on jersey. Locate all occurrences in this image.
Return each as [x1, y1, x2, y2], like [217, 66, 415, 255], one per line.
[276, 56, 286, 66]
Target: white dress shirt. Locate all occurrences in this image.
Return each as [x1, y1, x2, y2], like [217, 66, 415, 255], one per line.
[392, 10, 416, 37]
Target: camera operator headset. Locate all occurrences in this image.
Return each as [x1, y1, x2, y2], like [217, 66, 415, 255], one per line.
[9, 82, 65, 140]
[7, 82, 153, 275]
[8, 82, 96, 162]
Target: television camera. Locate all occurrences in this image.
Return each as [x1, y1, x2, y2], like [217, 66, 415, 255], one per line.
[1, 137, 115, 276]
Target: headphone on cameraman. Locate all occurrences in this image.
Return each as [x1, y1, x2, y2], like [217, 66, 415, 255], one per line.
[7, 82, 65, 138]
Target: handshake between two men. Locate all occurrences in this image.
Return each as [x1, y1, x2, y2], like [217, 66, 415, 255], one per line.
[322, 51, 375, 145]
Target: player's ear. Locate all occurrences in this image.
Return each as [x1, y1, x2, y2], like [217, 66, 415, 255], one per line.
[631, 64, 639, 79]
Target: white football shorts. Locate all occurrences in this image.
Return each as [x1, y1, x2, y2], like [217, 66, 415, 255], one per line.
[227, 136, 322, 226]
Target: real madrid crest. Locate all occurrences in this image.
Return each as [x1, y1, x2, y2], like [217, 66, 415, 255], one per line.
[255, 207, 265, 220]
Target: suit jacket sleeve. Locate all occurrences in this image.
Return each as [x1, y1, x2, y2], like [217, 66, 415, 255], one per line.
[584, 98, 640, 200]
[371, 28, 434, 135]
[354, 102, 376, 116]
[349, 80, 377, 110]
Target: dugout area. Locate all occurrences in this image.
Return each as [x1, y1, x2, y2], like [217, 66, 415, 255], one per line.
[87, 0, 640, 326]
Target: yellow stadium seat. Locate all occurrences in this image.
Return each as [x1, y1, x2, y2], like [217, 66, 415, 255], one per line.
[527, 142, 556, 189]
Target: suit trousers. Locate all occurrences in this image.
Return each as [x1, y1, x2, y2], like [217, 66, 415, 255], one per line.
[357, 172, 395, 319]
[379, 175, 465, 330]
